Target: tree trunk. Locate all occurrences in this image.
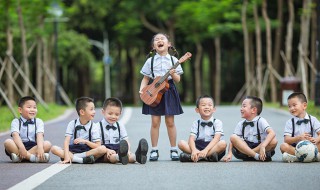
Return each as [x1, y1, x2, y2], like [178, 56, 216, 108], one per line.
[214, 37, 221, 105]
[128, 48, 139, 105]
[36, 16, 44, 97]
[273, 0, 283, 72]
[298, 0, 312, 98]
[194, 41, 203, 99]
[310, 0, 317, 100]
[253, 3, 263, 101]
[242, 0, 251, 96]
[285, 0, 295, 77]
[4, 0, 14, 105]
[262, 0, 277, 102]
[17, 0, 30, 95]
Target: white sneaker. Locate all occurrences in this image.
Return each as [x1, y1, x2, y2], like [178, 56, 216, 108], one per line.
[36, 153, 50, 163]
[11, 153, 22, 163]
[282, 152, 298, 163]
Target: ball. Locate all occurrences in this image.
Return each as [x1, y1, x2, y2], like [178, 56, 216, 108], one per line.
[295, 140, 318, 163]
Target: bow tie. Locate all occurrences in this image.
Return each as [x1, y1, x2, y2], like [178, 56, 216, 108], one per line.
[243, 121, 254, 127]
[75, 125, 86, 131]
[200, 121, 213, 127]
[296, 119, 310, 125]
[23, 120, 34, 126]
[106, 125, 117, 130]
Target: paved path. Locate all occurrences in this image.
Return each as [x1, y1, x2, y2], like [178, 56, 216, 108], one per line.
[1, 106, 320, 190]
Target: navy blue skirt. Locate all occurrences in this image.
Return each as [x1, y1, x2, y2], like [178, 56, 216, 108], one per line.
[142, 79, 183, 116]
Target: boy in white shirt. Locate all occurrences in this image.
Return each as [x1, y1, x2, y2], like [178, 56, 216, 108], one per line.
[178, 95, 227, 162]
[4, 96, 52, 163]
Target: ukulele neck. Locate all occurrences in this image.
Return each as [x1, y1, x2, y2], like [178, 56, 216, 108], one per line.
[159, 61, 180, 83]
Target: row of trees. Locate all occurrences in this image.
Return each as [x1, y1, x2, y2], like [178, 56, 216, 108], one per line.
[0, 0, 318, 109]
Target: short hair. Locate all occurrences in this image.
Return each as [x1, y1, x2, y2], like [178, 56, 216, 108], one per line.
[196, 95, 215, 108]
[18, 96, 36, 107]
[75, 97, 94, 116]
[102, 97, 123, 112]
[245, 96, 263, 115]
[287, 92, 307, 103]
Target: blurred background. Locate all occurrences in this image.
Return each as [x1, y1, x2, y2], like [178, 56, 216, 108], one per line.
[0, 0, 320, 121]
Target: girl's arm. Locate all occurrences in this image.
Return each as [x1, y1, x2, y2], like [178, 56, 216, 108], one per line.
[139, 76, 150, 93]
[169, 69, 180, 83]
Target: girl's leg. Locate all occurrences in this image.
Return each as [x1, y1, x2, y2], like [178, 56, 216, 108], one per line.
[150, 115, 161, 147]
[165, 115, 177, 147]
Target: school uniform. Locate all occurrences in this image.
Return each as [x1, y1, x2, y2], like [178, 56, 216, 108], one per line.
[232, 116, 274, 160]
[140, 53, 183, 116]
[65, 119, 100, 153]
[284, 113, 320, 146]
[5, 117, 44, 157]
[98, 118, 128, 152]
[190, 117, 225, 160]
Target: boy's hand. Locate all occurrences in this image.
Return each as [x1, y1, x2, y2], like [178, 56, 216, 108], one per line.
[73, 138, 86, 144]
[191, 150, 200, 162]
[299, 132, 311, 141]
[259, 147, 266, 161]
[18, 148, 28, 160]
[198, 149, 209, 159]
[106, 149, 116, 159]
[222, 153, 232, 162]
[307, 137, 317, 144]
[37, 147, 45, 161]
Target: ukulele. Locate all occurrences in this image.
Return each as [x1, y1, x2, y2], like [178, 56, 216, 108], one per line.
[140, 52, 192, 107]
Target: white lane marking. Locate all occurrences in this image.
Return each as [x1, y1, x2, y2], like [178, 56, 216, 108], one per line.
[7, 107, 132, 190]
[8, 164, 70, 190]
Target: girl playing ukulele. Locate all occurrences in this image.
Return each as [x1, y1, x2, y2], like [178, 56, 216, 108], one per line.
[139, 33, 184, 161]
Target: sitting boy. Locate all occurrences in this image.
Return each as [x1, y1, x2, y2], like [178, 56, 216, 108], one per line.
[4, 96, 52, 163]
[178, 95, 226, 162]
[223, 96, 277, 162]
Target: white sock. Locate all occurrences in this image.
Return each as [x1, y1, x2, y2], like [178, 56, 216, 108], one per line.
[74, 152, 86, 158]
[30, 154, 37, 162]
[254, 153, 260, 160]
[72, 156, 83, 163]
[152, 147, 158, 151]
[115, 154, 120, 161]
[171, 146, 178, 151]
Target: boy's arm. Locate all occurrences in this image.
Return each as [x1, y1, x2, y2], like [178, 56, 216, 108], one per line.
[223, 142, 233, 162]
[62, 136, 72, 164]
[260, 128, 276, 148]
[12, 132, 28, 158]
[199, 134, 221, 157]
[36, 133, 45, 160]
[188, 135, 200, 162]
[284, 133, 310, 145]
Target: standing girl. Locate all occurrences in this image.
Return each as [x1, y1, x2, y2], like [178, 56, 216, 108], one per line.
[139, 33, 184, 161]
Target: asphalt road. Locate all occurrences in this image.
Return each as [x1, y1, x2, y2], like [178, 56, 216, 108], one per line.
[1, 105, 320, 190]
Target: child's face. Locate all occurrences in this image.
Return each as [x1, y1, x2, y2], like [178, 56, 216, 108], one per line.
[287, 97, 307, 118]
[80, 102, 96, 121]
[18, 100, 37, 119]
[102, 105, 121, 124]
[152, 34, 171, 55]
[240, 99, 256, 119]
[195, 97, 216, 120]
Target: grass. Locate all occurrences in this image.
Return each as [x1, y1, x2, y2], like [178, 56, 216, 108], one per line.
[0, 104, 69, 133]
[265, 101, 320, 119]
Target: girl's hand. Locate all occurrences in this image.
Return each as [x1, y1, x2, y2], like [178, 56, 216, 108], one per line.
[169, 69, 176, 75]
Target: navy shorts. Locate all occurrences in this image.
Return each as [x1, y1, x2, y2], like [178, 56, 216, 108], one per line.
[69, 144, 91, 153]
[103, 144, 120, 153]
[5, 141, 37, 158]
[195, 140, 226, 161]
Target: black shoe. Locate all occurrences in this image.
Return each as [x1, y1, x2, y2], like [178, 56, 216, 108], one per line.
[207, 152, 219, 162]
[264, 150, 275, 162]
[83, 155, 95, 164]
[119, 140, 129, 165]
[135, 138, 148, 164]
[149, 150, 159, 161]
[179, 153, 192, 162]
[170, 150, 179, 161]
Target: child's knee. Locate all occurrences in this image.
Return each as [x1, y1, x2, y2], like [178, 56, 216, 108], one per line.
[178, 140, 187, 149]
[50, 145, 60, 154]
[44, 141, 52, 150]
[3, 139, 14, 147]
[230, 134, 239, 143]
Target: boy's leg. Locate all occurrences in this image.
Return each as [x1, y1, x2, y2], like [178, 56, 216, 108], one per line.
[4, 139, 21, 162]
[178, 140, 192, 153]
[84, 146, 107, 160]
[230, 134, 257, 159]
[280, 143, 295, 155]
[165, 115, 179, 161]
[207, 140, 227, 162]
